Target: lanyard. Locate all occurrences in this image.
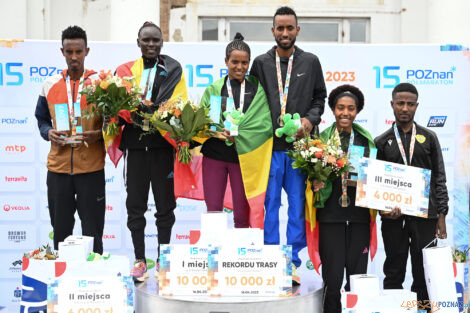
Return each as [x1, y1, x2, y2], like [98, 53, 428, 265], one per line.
[226, 77, 245, 110]
[393, 123, 416, 166]
[275, 49, 294, 119]
[65, 72, 85, 118]
[335, 127, 355, 200]
[139, 62, 158, 101]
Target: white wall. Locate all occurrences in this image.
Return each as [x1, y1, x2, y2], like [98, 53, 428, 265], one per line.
[0, 0, 469, 46]
[0, 0, 159, 42]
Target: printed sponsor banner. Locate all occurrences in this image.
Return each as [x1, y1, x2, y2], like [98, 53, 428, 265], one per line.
[0, 224, 37, 251]
[102, 223, 123, 250]
[105, 195, 123, 221]
[0, 253, 24, 279]
[0, 195, 35, 221]
[0, 165, 35, 192]
[105, 164, 123, 192]
[0, 137, 35, 162]
[356, 158, 431, 218]
[0, 108, 35, 134]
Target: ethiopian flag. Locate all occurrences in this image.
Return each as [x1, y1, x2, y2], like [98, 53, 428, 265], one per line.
[198, 75, 273, 228]
[305, 122, 378, 273]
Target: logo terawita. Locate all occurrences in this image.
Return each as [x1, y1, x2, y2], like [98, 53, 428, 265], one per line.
[427, 116, 447, 127]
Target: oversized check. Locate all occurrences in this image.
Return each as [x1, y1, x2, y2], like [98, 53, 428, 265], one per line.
[209, 245, 292, 297]
[159, 245, 212, 296]
[355, 158, 431, 218]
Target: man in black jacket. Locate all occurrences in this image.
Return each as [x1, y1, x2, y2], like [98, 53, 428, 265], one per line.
[250, 6, 327, 285]
[375, 83, 448, 308]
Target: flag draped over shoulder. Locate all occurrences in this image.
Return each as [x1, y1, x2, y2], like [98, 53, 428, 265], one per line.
[305, 122, 378, 273]
[114, 57, 192, 196]
[196, 75, 273, 228]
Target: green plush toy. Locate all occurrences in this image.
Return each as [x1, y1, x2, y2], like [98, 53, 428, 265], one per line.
[223, 109, 245, 146]
[275, 113, 302, 143]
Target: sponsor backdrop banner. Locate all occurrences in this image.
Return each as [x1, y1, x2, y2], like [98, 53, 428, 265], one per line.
[1, 40, 469, 311]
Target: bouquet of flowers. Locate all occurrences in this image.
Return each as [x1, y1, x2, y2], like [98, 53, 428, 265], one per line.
[24, 244, 58, 260]
[288, 135, 353, 195]
[81, 70, 141, 136]
[452, 246, 469, 263]
[140, 97, 211, 163]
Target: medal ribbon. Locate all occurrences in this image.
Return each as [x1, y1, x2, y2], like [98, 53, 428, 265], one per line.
[139, 62, 158, 101]
[226, 77, 245, 110]
[65, 72, 85, 118]
[335, 127, 355, 204]
[393, 123, 416, 166]
[275, 49, 294, 121]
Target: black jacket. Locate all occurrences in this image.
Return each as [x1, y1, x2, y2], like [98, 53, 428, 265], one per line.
[116, 55, 185, 150]
[374, 122, 449, 219]
[250, 46, 326, 151]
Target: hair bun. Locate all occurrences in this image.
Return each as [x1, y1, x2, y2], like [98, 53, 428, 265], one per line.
[234, 32, 244, 41]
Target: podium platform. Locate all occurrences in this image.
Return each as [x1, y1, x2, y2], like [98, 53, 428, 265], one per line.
[135, 276, 323, 313]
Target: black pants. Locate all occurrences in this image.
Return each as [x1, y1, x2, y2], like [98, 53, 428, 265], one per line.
[319, 222, 370, 313]
[124, 148, 176, 261]
[47, 169, 106, 253]
[382, 216, 437, 307]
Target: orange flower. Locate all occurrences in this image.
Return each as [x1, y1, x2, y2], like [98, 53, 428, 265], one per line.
[100, 80, 109, 90]
[99, 70, 112, 80]
[174, 109, 182, 118]
[314, 151, 323, 159]
[327, 155, 336, 164]
[84, 79, 92, 86]
[336, 158, 346, 167]
[121, 80, 132, 93]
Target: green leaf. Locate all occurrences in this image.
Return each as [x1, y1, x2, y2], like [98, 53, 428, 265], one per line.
[151, 120, 173, 133]
[181, 103, 195, 134]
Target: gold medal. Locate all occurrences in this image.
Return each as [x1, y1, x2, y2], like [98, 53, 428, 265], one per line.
[143, 119, 150, 131]
[339, 194, 350, 208]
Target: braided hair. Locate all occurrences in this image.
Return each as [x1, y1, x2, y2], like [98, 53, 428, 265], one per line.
[225, 33, 251, 59]
[138, 21, 162, 37]
[328, 84, 365, 113]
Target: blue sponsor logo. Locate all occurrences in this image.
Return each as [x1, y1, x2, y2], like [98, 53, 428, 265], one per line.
[427, 115, 447, 127]
[105, 176, 115, 183]
[385, 164, 392, 172]
[0, 62, 23, 86]
[29, 66, 63, 83]
[374, 66, 456, 88]
[1, 117, 28, 125]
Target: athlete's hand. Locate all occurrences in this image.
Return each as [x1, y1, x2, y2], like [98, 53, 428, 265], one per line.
[435, 213, 447, 239]
[48, 129, 67, 146]
[81, 130, 102, 145]
[221, 128, 235, 144]
[312, 179, 325, 192]
[382, 206, 403, 219]
[295, 118, 312, 139]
